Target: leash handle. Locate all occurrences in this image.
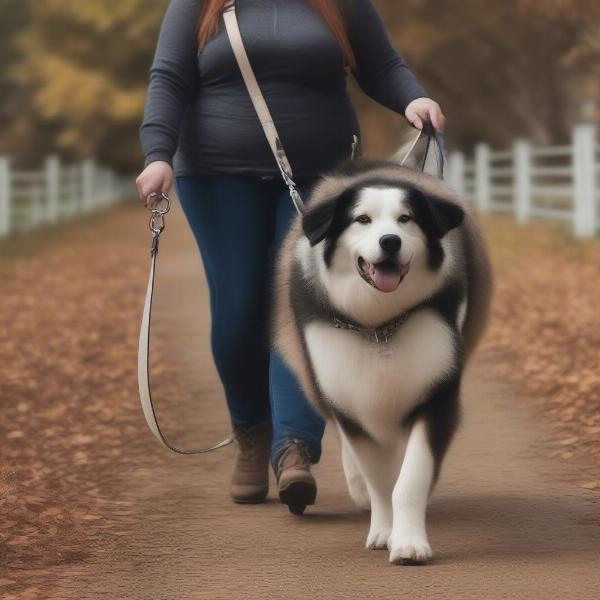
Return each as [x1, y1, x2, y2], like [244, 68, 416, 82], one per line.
[138, 191, 234, 455]
[400, 121, 445, 180]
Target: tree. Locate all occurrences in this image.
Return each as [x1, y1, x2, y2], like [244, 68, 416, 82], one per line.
[3, 0, 600, 168]
[358, 0, 600, 154]
[0, 0, 33, 156]
[15, 0, 167, 170]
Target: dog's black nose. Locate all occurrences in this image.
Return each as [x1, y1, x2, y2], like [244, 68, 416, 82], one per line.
[379, 234, 402, 254]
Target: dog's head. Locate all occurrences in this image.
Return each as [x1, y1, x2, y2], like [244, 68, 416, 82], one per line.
[301, 177, 464, 298]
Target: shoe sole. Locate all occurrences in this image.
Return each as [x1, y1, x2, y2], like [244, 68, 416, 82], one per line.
[278, 480, 317, 515]
[231, 487, 269, 505]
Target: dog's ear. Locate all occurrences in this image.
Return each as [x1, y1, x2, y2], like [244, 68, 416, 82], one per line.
[301, 200, 337, 246]
[411, 189, 464, 238]
[426, 195, 464, 237]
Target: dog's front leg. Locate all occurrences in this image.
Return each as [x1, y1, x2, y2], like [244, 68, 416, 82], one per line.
[388, 419, 434, 564]
[343, 434, 398, 550]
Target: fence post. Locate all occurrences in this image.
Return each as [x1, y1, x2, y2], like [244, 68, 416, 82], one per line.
[32, 185, 43, 227]
[474, 143, 491, 213]
[447, 151, 466, 198]
[71, 166, 80, 214]
[45, 155, 60, 223]
[82, 159, 95, 211]
[0, 156, 11, 237]
[573, 124, 597, 238]
[514, 140, 531, 224]
[106, 170, 115, 204]
[97, 168, 107, 205]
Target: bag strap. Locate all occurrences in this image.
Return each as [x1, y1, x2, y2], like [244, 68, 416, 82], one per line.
[222, 0, 306, 215]
[399, 121, 445, 180]
[138, 193, 234, 454]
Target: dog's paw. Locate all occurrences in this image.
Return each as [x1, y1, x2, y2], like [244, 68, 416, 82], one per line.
[388, 536, 432, 565]
[365, 526, 391, 550]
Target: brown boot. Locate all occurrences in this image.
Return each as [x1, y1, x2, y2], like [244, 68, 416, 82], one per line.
[275, 438, 317, 515]
[230, 421, 272, 504]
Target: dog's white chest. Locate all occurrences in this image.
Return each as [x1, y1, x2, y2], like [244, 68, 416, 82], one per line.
[304, 310, 456, 441]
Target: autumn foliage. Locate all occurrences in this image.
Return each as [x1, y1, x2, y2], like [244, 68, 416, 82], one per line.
[481, 216, 600, 469]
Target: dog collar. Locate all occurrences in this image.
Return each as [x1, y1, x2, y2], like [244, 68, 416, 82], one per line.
[331, 312, 408, 345]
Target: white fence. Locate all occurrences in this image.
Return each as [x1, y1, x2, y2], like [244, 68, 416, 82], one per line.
[5, 129, 598, 239]
[0, 156, 134, 238]
[446, 124, 600, 238]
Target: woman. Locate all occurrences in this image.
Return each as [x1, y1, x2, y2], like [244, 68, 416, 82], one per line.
[136, 0, 445, 512]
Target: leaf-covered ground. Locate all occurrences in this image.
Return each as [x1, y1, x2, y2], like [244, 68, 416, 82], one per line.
[0, 206, 154, 597]
[479, 215, 600, 481]
[0, 205, 598, 597]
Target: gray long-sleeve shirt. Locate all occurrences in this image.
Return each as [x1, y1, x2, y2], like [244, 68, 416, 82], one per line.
[140, 0, 428, 179]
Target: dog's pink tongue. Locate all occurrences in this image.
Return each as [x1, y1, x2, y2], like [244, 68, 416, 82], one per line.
[367, 261, 402, 293]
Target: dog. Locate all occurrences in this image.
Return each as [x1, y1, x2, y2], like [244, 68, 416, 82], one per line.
[271, 138, 493, 565]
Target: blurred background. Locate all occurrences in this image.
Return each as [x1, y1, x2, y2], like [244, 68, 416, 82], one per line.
[2, 0, 600, 169]
[1, 1, 599, 597]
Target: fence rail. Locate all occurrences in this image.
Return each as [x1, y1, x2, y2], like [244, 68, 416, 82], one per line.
[446, 124, 599, 238]
[4, 128, 600, 240]
[0, 156, 134, 238]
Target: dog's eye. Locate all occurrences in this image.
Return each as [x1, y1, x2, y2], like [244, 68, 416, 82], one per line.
[398, 214, 412, 224]
[355, 215, 371, 225]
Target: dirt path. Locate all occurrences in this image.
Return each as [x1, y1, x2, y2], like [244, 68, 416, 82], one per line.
[2, 203, 599, 599]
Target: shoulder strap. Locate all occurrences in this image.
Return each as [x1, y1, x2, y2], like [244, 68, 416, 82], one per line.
[222, 0, 306, 215]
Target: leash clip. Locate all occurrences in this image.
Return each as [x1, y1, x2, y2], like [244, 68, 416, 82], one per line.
[147, 191, 171, 216]
[147, 192, 171, 255]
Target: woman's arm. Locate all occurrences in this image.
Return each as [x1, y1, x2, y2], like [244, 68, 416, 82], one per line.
[139, 0, 201, 168]
[345, 0, 444, 130]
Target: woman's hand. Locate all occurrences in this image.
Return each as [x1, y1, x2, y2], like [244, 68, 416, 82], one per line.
[405, 98, 446, 133]
[136, 161, 174, 208]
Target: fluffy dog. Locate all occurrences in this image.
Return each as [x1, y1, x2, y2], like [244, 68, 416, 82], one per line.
[271, 142, 492, 565]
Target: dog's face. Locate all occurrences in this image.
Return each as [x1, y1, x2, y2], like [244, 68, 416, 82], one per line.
[301, 180, 464, 298]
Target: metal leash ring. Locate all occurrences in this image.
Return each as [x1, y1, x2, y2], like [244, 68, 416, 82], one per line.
[147, 192, 171, 236]
[149, 213, 166, 235]
[147, 191, 171, 216]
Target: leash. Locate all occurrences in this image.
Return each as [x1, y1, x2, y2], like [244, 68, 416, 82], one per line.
[400, 120, 445, 179]
[138, 191, 234, 454]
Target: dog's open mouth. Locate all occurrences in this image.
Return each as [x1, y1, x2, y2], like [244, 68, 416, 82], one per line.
[357, 256, 410, 293]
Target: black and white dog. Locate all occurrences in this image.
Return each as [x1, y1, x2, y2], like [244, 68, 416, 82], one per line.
[272, 148, 492, 565]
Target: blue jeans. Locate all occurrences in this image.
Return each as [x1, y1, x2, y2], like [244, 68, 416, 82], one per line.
[175, 174, 326, 469]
